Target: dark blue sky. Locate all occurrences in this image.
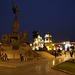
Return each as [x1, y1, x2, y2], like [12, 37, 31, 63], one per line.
[0, 0, 75, 42]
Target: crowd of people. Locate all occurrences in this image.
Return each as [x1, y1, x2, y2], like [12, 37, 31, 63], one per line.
[64, 49, 74, 57]
[54, 48, 74, 58]
[0, 53, 8, 61]
[54, 49, 62, 58]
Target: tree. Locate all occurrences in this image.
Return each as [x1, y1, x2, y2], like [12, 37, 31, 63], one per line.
[32, 31, 38, 39]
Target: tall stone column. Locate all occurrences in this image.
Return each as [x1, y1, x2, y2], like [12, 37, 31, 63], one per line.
[12, 16, 19, 33]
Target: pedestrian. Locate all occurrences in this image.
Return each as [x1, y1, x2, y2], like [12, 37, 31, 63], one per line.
[0, 53, 1, 60]
[70, 50, 73, 57]
[24, 53, 27, 61]
[64, 51, 66, 57]
[4, 53, 7, 61]
[72, 50, 73, 57]
[55, 50, 56, 58]
[21, 55, 24, 61]
[1, 53, 4, 61]
[20, 54, 22, 61]
[70, 51, 71, 57]
[20, 54, 24, 61]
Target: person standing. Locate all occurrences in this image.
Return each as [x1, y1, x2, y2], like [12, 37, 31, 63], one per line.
[20, 54, 22, 61]
[1, 53, 4, 61]
[4, 53, 7, 61]
[64, 51, 66, 57]
[55, 50, 56, 58]
[70, 51, 71, 57]
[70, 46, 74, 57]
[70, 50, 73, 57]
[71, 50, 74, 57]
[20, 54, 24, 61]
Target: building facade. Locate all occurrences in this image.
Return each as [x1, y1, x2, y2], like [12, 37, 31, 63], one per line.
[32, 33, 53, 50]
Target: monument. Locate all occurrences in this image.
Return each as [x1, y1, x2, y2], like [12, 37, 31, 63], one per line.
[1, 2, 35, 59]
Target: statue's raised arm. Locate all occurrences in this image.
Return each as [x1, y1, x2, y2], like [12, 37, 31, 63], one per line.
[12, 1, 19, 15]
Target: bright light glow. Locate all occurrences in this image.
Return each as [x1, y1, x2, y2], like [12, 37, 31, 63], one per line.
[52, 59, 55, 65]
[57, 47, 59, 50]
[45, 33, 52, 43]
[39, 44, 44, 48]
[71, 44, 74, 46]
[50, 35, 52, 37]
[65, 41, 71, 51]
[63, 42, 66, 44]
[35, 46, 39, 50]
[46, 46, 49, 50]
[60, 47, 62, 50]
[45, 40, 49, 43]
[35, 38, 38, 44]
[50, 41, 52, 42]
[52, 44, 54, 46]
[38, 35, 41, 38]
[46, 46, 52, 50]
[32, 46, 35, 50]
[30, 44, 32, 46]
[45, 34, 50, 38]
[49, 48, 52, 50]
[59, 45, 60, 46]
[54, 46, 56, 50]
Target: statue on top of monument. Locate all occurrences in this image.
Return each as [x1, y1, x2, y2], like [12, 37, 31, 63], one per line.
[12, 1, 19, 15]
[12, 1, 19, 33]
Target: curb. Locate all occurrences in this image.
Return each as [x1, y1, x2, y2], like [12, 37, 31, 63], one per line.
[51, 58, 75, 75]
[0, 65, 17, 68]
[52, 67, 75, 75]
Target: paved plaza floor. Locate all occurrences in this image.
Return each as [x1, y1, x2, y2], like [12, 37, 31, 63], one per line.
[0, 52, 74, 75]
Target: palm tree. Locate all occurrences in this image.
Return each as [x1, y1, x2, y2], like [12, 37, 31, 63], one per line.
[32, 31, 38, 39]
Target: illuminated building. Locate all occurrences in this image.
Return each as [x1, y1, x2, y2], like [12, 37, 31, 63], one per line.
[45, 32, 52, 43]
[65, 41, 71, 51]
[32, 33, 75, 51]
[33, 35, 44, 50]
[32, 32, 53, 50]
[52, 41, 75, 51]
[44, 32, 52, 50]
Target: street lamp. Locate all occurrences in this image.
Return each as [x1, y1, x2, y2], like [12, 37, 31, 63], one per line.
[52, 44, 54, 46]
[59, 45, 60, 46]
[30, 43, 32, 47]
[63, 42, 66, 44]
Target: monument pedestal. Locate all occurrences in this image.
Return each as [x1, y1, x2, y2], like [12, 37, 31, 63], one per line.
[8, 32, 21, 45]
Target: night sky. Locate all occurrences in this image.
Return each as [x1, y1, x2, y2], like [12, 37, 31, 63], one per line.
[0, 0, 75, 43]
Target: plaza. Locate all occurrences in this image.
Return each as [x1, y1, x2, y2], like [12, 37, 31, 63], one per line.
[0, 51, 74, 75]
[0, 1, 75, 75]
